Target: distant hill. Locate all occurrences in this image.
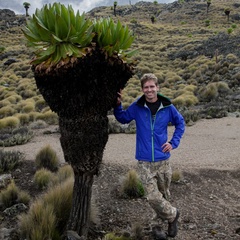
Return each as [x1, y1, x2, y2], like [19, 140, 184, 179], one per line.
[0, 0, 239, 127]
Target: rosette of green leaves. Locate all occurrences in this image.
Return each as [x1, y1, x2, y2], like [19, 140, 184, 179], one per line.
[22, 3, 137, 67]
[93, 18, 137, 60]
[22, 3, 94, 66]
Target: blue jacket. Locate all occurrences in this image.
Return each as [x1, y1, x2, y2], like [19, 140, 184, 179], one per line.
[114, 94, 185, 162]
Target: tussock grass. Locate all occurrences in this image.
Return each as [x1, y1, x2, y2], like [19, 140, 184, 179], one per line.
[19, 178, 74, 239]
[121, 169, 145, 198]
[56, 164, 74, 183]
[35, 145, 59, 172]
[35, 98, 47, 111]
[34, 168, 57, 190]
[37, 110, 58, 125]
[22, 101, 35, 113]
[15, 113, 30, 125]
[0, 106, 15, 118]
[0, 181, 31, 208]
[0, 99, 11, 107]
[0, 116, 20, 130]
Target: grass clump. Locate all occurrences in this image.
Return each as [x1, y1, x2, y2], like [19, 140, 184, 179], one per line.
[35, 145, 59, 172]
[19, 179, 74, 239]
[15, 113, 30, 125]
[33, 168, 57, 190]
[0, 106, 15, 118]
[56, 164, 74, 183]
[121, 169, 145, 198]
[171, 169, 183, 183]
[0, 116, 20, 130]
[0, 181, 31, 209]
[0, 149, 24, 173]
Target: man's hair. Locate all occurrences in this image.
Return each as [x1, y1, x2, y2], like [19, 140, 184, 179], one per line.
[140, 73, 158, 88]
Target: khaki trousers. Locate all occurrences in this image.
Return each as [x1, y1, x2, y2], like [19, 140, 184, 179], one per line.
[137, 160, 176, 221]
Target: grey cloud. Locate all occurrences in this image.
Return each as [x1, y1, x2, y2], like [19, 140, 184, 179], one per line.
[0, 0, 175, 15]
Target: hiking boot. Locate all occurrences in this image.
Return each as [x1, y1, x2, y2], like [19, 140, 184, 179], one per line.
[152, 225, 167, 240]
[168, 210, 180, 238]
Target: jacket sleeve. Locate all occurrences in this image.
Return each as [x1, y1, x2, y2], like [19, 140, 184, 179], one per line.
[114, 102, 135, 124]
[169, 105, 185, 149]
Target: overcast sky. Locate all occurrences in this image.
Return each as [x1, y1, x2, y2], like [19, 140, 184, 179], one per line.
[0, 0, 175, 15]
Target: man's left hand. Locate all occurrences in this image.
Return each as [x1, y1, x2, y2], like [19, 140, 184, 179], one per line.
[162, 142, 173, 152]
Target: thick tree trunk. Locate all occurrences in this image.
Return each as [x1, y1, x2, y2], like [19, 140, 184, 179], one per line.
[59, 115, 108, 238]
[67, 171, 94, 237]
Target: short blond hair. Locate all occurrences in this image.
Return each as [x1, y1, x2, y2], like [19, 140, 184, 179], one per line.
[140, 73, 158, 88]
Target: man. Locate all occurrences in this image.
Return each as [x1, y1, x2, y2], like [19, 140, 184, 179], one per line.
[114, 73, 185, 238]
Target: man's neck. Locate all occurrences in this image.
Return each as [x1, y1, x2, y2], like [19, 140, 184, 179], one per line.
[145, 97, 158, 103]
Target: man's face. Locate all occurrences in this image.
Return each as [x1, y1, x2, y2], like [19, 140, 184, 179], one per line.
[142, 79, 159, 102]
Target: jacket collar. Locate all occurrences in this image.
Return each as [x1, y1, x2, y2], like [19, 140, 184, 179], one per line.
[137, 93, 172, 107]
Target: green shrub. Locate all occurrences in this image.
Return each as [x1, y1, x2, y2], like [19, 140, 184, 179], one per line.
[205, 19, 210, 27]
[0, 106, 16, 118]
[182, 109, 199, 124]
[15, 113, 30, 125]
[0, 149, 24, 173]
[172, 95, 185, 107]
[199, 83, 218, 101]
[0, 116, 20, 130]
[35, 98, 47, 111]
[171, 169, 183, 183]
[35, 145, 60, 172]
[22, 102, 35, 113]
[0, 181, 31, 208]
[0, 126, 33, 147]
[227, 28, 233, 34]
[121, 169, 145, 198]
[130, 18, 137, 24]
[34, 168, 57, 190]
[36, 111, 59, 125]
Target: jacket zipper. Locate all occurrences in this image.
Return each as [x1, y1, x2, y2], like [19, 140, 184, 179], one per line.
[151, 114, 155, 162]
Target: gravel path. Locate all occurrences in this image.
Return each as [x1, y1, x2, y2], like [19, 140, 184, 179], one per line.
[7, 116, 240, 171]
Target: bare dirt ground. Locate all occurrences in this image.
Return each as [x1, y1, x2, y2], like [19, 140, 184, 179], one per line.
[2, 116, 240, 239]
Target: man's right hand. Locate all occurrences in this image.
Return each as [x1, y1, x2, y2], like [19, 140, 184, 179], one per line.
[116, 89, 122, 106]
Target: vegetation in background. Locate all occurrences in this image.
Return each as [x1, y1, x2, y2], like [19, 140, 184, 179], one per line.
[23, 2, 31, 16]
[0, 1, 239, 132]
[0, 126, 33, 147]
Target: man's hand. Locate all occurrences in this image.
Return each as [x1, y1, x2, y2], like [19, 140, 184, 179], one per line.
[162, 142, 173, 153]
[116, 89, 122, 106]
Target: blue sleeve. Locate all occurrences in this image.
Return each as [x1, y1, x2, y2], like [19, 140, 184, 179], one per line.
[113, 102, 136, 124]
[169, 105, 185, 149]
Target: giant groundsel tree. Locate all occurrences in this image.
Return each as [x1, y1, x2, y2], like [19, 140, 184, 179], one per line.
[22, 3, 136, 239]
